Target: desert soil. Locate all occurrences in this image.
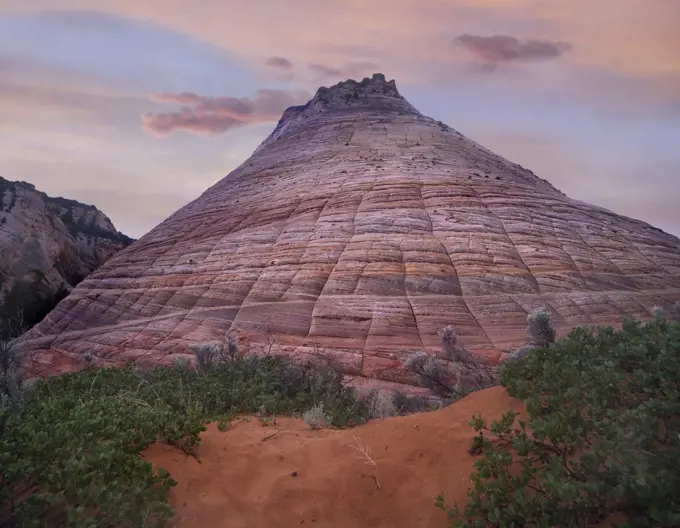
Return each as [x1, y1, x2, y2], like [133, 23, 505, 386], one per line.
[143, 386, 525, 528]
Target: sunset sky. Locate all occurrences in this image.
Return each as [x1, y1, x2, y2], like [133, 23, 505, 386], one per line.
[1, 0, 678, 239]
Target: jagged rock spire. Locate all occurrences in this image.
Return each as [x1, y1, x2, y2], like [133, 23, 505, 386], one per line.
[256, 73, 419, 152]
[311, 73, 403, 106]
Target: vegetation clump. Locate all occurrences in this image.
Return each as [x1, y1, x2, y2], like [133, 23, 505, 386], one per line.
[0, 340, 371, 527]
[363, 389, 398, 419]
[436, 316, 680, 527]
[403, 326, 498, 398]
[526, 307, 556, 346]
[190, 333, 239, 370]
[302, 403, 330, 429]
[404, 350, 453, 396]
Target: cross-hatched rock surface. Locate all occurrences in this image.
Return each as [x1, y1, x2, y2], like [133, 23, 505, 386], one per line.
[18, 74, 680, 388]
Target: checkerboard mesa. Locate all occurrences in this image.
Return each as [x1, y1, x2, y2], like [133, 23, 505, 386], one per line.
[16, 74, 680, 393]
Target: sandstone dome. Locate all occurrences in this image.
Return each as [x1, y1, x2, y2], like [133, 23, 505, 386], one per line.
[19, 73, 680, 388]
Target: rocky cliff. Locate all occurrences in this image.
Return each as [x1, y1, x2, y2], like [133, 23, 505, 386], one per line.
[0, 177, 133, 335]
[17, 74, 680, 386]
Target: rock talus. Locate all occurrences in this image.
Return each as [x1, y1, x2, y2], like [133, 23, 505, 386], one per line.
[18, 74, 680, 386]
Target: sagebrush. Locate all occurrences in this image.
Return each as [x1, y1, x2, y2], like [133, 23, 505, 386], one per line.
[403, 326, 497, 397]
[526, 307, 556, 346]
[302, 403, 329, 429]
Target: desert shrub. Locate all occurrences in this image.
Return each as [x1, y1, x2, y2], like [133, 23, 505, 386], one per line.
[405, 327, 498, 397]
[440, 326, 470, 362]
[391, 389, 439, 415]
[506, 308, 558, 362]
[526, 307, 556, 346]
[1, 351, 370, 526]
[436, 317, 680, 527]
[303, 403, 329, 429]
[190, 333, 239, 370]
[404, 351, 454, 397]
[651, 305, 667, 318]
[364, 389, 398, 419]
[439, 327, 497, 388]
[650, 302, 680, 322]
[172, 355, 190, 371]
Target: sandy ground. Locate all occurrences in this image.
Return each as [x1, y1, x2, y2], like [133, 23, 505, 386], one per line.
[143, 386, 525, 528]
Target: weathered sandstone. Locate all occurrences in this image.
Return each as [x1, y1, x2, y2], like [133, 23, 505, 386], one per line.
[18, 74, 680, 387]
[0, 177, 132, 332]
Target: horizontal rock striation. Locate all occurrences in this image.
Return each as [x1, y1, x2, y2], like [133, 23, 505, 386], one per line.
[18, 74, 680, 387]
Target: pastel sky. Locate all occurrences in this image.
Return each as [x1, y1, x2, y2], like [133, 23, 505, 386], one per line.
[1, 0, 679, 239]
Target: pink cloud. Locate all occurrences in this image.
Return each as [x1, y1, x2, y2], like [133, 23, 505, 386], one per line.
[455, 34, 572, 69]
[265, 56, 294, 69]
[143, 88, 311, 136]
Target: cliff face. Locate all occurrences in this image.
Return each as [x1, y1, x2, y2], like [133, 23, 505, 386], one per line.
[17, 74, 680, 386]
[0, 177, 133, 335]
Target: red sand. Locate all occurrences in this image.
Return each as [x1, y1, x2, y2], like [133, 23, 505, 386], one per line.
[143, 386, 525, 528]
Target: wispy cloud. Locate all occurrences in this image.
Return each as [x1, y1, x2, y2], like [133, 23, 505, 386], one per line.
[142, 88, 311, 136]
[455, 34, 572, 70]
[261, 56, 296, 82]
[265, 56, 293, 69]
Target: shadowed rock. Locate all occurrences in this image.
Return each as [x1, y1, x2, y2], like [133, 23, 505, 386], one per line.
[0, 177, 133, 336]
[17, 74, 680, 388]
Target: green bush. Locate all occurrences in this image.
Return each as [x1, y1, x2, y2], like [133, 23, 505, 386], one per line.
[1, 354, 370, 527]
[437, 317, 680, 527]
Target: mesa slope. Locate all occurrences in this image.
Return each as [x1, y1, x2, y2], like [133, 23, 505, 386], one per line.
[18, 74, 680, 386]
